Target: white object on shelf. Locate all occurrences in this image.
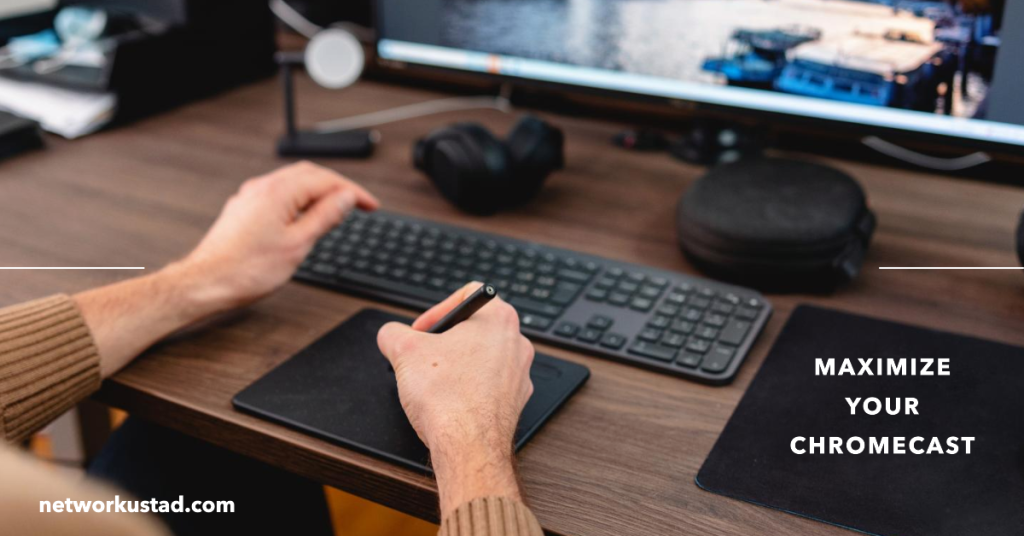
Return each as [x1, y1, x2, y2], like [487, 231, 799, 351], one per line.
[0, 76, 116, 139]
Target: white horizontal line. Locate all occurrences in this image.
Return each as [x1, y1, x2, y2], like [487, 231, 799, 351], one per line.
[879, 267, 1023, 270]
[0, 267, 146, 270]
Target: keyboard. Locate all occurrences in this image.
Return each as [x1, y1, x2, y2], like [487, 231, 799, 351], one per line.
[296, 210, 772, 384]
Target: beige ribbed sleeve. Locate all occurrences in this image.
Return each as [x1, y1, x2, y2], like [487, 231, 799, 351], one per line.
[0, 294, 101, 444]
[439, 497, 544, 536]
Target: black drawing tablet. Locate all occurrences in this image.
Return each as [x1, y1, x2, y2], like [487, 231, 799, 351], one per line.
[233, 309, 590, 473]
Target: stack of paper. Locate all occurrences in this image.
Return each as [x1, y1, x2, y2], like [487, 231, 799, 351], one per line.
[0, 76, 116, 139]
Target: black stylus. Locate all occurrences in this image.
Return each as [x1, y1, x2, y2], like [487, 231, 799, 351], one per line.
[427, 283, 497, 334]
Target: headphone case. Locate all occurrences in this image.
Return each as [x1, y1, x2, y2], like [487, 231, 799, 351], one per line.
[676, 158, 875, 292]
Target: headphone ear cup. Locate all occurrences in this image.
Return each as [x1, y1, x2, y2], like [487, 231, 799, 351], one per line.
[504, 116, 565, 205]
[414, 123, 512, 215]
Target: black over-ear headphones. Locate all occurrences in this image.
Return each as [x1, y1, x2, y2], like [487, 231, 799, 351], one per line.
[413, 115, 565, 214]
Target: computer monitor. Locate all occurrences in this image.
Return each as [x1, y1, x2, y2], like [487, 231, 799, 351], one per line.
[375, 0, 1024, 152]
[0, 0, 58, 19]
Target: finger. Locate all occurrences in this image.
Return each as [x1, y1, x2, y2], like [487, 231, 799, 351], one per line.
[277, 162, 380, 215]
[411, 281, 484, 331]
[377, 321, 422, 365]
[290, 189, 357, 244]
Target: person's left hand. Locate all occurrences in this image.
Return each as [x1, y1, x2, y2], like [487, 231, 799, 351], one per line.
[174, 161, 379, 311]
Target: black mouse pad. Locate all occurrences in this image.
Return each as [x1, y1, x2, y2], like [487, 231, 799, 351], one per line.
[696, 305, 1024, 536]
[233, 309, 589, 473]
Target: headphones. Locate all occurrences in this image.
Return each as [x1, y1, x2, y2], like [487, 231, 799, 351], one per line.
[414, 116, 565, 214]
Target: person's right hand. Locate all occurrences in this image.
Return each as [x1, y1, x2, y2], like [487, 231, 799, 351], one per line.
[377, 282, 535, 517]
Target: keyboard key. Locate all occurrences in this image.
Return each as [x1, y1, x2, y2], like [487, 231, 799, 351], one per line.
[638, 328, 662, 342]
[587, 315, 614, 330]
[648, 315, 671, 329]
[629, 340, 677, 362]
[557, 268, 591, 283]
[554, 322, 579, 338]
[695, 326, 720, 339]
[719, 319, 752, 346]
[676, 352, 703, 368]
[551, 283, 581, 305]
[606, 267, 624, 278]
[690, 297, 711, 309]
[509, 297, 563, 317]
[617, 281, 639, 294]
[661, 332, 686, 348]
[608, 292, 630, 306]
[650, 276, 668, 287]
[600, 333, 627, 350]
[520, 314, 553, 331]
[686, 338, 710, 353]
[595, 277, 617, 289]
[704, 313, 727, 327]
[658, 304, 680, 316]
[735, 306, 758, 320]
[702, 344, 735, 373]
[586, 288, 608, 301]
[665, 292, 686, 304]
[531, 288, 551, 300]
[577, 327, 602, 343]
[639, 286, 662, 299]
[681, 308, 703, 321]
[711, 302, 735, 315]
[745, 297, 764, 309]
[670, 319, 695, 334]
[629, 297, 653, 312]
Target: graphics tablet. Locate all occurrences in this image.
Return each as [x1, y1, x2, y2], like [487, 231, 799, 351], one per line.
[233, 309, 590, 473]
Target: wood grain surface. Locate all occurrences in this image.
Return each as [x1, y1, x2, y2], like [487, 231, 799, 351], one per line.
[2, 72, 1024, 536]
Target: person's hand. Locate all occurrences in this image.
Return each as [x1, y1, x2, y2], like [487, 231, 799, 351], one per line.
[377, 282, 535, 517]
[172, 161, 379, 312]
[77, 162, 379, 378]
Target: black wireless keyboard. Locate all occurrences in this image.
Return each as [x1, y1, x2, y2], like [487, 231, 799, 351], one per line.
[296, 210, 771, 384]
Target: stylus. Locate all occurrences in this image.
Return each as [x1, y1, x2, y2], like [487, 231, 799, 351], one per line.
[427, 283, 497, 334]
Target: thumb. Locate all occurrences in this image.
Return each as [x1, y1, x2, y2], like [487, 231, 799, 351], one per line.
[377, 321, 422, 366]
[292, 189, 358, 244]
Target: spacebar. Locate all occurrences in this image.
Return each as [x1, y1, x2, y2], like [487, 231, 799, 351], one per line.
[338, 271, 449, 305]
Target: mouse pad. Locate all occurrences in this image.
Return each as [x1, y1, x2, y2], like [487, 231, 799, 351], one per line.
[696, 305, 1024, 536]
[233, 309, 590, 473]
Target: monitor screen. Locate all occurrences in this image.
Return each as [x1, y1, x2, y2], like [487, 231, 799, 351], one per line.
[376, 0, 1024, 149]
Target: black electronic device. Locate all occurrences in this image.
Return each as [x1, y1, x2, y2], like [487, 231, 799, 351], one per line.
[295, 210, 772, 385]
[698, 305, 1024, 536]
[0, 111, 43, 160]
[276, 47, 376, 158]
[233, 308, 590, 473]
[676, 158, 875, 292]
[413, 116, 564, 214]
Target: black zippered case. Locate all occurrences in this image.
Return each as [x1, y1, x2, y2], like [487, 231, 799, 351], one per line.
[676, 158, 875, 292]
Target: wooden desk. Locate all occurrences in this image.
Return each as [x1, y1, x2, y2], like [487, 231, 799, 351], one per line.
[3, 74, 1024, 536]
